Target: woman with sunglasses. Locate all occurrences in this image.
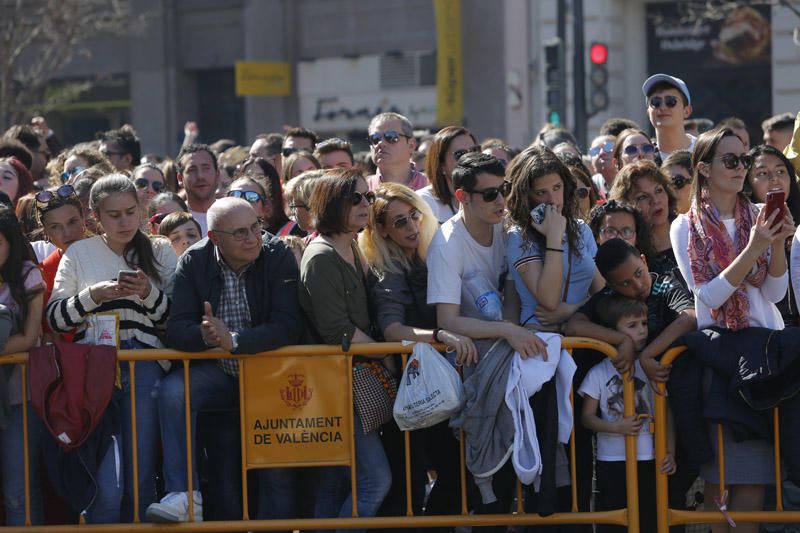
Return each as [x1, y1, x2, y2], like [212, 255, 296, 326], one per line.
[588, 134, 616, 198]
[608, 160, 681, 281]
[48, 174, 179, 523]
[671, 128, 794, 533]
[227, 177, 270, 230]
[359, 183, 474, 521]
[506, 146, 604, 331]
[298, 168, 390, 528]
[235, 157, 290, 233]
[420, 126, 479, 223]
[612, 128, 657, 171]
[661, 150, 694, 214]
[132, 163, 167, 204]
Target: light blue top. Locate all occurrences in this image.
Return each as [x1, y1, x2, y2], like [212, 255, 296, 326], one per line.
[506, 220, 598, 326]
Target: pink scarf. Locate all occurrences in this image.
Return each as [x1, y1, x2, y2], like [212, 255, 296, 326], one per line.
[687, 195, 768, 331]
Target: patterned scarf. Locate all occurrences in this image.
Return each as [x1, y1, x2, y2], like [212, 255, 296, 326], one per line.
[687, 194, 768, 331]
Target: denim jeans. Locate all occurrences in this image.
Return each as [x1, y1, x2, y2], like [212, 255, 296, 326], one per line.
[158, 360, 238, 493]
[0, 403, 45, 525]
[84, 433, 124, 524]
[315, 412, 391, 533]
[118, 358, 163, 522]
[257, 467, 300, 532]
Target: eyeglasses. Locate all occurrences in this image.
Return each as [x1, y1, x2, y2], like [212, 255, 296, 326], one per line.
[391, 209, 423, 229]
[715, 153, 752, 170]
[464, 180, 511, 202]
[671, 174, 691, 190]
[576, 187, 590, 199]
[367, 130, 410, 146]
[351, 190, 376, 205]
[600, 226, 635, 240]
[134, 178, 165, 192]
[213, 221, 262, 242]
[453, 145, 481, 161]
[588, 141, 615, 157]
[649, 95, 679, 109]
[228, 190, 265, 204]
[282, 147, 298, 158]
[35, 185, 76, 206]
[149, 212, 169, 225]
[623, 144, 656, 157]
[60, 166, 85, 184]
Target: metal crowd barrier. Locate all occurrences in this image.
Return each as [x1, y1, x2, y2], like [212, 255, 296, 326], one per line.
[1, 337, 643, 531]
[653, 346, 800, 532]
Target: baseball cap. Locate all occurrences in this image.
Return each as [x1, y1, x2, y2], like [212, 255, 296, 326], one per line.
[642, 74, 691, 106]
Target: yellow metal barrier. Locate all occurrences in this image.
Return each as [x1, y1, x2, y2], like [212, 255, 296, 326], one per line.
[0, 337, 643, 531]
[654, 346, 800, 532]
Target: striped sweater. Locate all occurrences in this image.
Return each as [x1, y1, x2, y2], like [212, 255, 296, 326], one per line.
[46, 235, 178, 347]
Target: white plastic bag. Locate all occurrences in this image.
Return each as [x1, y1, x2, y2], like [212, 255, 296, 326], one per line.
[393, 342, 463, 431]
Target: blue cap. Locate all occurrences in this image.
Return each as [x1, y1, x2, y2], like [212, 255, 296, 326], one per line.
[642, 74, 691, 106]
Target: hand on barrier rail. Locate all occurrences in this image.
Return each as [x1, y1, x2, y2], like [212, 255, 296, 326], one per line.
[615, 415, 644, 435]
[660, 452, 677, 475]
[640, 353, 671, 396]
[505, 323, 548, 361]
[437, 329, 478, 366]
[611, 336, 635, 376]
[714, 489, 737, 527]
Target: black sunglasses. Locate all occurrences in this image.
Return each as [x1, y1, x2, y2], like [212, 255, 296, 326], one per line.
[35, 184, 76, 206]
[588, 141, 615, 157]
[671, 174, 691, 190]
[391, 209, 423, 229]
[60, 166, 85, 184]
[716, 153, 752, 170]
[649, 95, 679, 109]
[228, 190, 265, 204]
[351, 190, 376, 205]
[623, 144, 655, 156]
[453, 145, 481, 161]
[282, 147, 298, 158]
[576, 187, 590, 199]
[464, 180, 511, 202]
[367, 130, 410, 146]
[134, 177, 165, 192]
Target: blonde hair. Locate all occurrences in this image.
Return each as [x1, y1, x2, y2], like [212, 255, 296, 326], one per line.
[286, 169, 325, 205]
[359, 183, 438, 276]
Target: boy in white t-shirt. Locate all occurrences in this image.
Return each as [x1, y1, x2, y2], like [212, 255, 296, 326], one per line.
[579, 294, 675, 533]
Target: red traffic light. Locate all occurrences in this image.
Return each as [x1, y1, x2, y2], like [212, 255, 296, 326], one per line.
[590, 42, 608, 65]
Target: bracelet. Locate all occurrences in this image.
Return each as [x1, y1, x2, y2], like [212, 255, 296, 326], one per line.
[546, 247, 563, 253]
[432, 328, 442, 343]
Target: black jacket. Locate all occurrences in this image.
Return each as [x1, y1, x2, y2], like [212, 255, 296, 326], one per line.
[166, 236, 303, 354]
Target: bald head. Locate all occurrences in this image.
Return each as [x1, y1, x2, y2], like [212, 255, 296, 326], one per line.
[207, 197, 254, 232]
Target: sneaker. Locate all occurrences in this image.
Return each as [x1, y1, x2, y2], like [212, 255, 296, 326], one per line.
[146, 491, 203, 523]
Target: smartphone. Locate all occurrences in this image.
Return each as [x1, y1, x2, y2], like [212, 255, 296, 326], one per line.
[117, 270, 139, 283]
[765, 189, 785, 228]
[530, 203, 549, 225]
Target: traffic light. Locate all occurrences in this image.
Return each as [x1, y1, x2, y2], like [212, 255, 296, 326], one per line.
[544, 38, 564, 125]
[588, 41, 609, 115]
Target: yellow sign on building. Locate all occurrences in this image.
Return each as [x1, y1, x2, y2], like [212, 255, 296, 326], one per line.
[240, 354, 352, 467]
[434, 0, 463, 125]
[235, 61, 291, 96]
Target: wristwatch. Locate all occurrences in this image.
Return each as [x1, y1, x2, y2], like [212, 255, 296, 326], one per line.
[230, 332, 240, 353]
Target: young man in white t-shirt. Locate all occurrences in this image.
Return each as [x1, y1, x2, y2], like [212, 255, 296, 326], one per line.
[426, 152, 546, 366]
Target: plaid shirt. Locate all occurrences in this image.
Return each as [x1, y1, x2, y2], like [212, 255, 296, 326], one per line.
[214, 247, 252, 376]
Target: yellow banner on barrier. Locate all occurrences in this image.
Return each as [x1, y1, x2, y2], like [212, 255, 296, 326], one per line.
[235, 61, 291, 96]
[434, 0, 463, 125]
[241, 355, 351, 467]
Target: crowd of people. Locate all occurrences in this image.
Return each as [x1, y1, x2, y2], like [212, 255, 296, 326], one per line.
[0, 72, 798, 533]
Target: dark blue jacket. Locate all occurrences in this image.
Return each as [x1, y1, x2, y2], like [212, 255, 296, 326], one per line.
[166, 236, 303, 354]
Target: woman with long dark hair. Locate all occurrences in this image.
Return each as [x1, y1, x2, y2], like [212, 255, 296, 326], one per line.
[419, 126, 479, 223]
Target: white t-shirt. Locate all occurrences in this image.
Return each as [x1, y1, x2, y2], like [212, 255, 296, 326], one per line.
[670, 212, 786, 330]
[418, 184, 459, 224]
[191, 209, 208, 236]
[578, 359, 654, 461]
[426, 211, 507, 307]
[31, 240, 56, 263]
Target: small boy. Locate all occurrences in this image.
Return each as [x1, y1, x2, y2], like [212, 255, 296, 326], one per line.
[157, 211, 202, 257]
[578, 294, 675, 533]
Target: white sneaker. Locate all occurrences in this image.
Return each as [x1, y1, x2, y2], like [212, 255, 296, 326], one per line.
[146, 491, 203, 523]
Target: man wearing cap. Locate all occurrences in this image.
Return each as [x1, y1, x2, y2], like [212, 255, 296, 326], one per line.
[642, 74, 695, 159]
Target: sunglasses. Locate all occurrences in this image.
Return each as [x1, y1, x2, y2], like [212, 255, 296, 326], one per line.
[453, 145, 481, 161]
[588, 141, 614, 157]
[671, 174, 691, 190]
[576, 187, 590, 199]
[715, 153, 753, 170]
[134, 178, 165, 192]
[623, 144, 656, 157]
[649, 95, 679, 109]
[35, 184, 76, 206]
[282, 147, 298, 158]
[60, 166, 85, 184]
[600, 226, 635, 240]
[351, 190, 376, 205]
[367, 130, 410, 146]
[228, 190, 264, 204]
[464, 180, 511, 202]
[391, 209, 423, 229]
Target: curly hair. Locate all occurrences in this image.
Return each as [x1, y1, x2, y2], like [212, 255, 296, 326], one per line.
[608, 160, 677, 218]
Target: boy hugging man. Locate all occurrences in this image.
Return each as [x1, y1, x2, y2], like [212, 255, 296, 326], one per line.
[578, 293, 675, 533]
